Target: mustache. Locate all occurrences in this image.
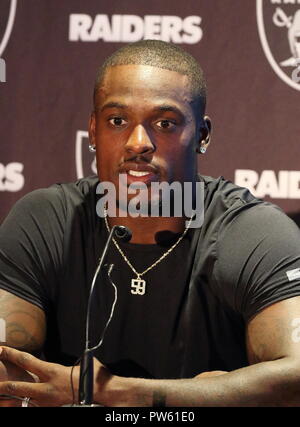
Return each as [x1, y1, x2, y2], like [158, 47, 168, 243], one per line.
[119, 155, 161, 170]
[121, 154, 153, 164]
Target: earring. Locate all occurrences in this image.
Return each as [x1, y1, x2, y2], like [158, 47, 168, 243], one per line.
[199, 146, 206, 154]
[89, 144, 96, 153]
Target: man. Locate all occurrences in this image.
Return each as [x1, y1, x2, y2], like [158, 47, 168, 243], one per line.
[1, 40, 300, 407]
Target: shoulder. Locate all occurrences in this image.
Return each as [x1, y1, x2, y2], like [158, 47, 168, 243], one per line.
[57, 175, 99, 202]
[201, 174, 260, 211]
[199, 176, 300, 316]
[200, 174, 298, 235]
[200, 174, 299, 252]
[5, 175, 99, 219]
[1, 176, 100, 238]
[216, 201, 300, 267]
[198, 175, 266, 258]
[21, 175, 99, 205]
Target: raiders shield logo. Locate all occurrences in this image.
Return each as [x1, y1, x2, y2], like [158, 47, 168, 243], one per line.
[75, 130, 97, 179]
[257, 0, 300, 90]
[0, 0, 17, 57]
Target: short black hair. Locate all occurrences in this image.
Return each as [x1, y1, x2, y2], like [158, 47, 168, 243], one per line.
[93, 40, 206, 112]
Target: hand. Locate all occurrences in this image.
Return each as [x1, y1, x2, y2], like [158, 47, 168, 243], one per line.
[0, 346, 81, 407]
[0, 359, 39, 383]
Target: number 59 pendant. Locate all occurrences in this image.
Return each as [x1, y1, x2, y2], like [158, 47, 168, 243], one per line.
[131, 277, 146, 295]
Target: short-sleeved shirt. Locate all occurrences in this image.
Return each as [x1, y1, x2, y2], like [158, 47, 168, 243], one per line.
[0, 175, 300, 379]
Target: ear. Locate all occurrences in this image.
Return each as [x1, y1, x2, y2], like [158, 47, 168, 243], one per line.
[196, 115, 212, 154]
[88, 112, 96, 151]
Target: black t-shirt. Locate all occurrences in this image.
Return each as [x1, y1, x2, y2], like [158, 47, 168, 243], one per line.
[0, 175, 300, 379]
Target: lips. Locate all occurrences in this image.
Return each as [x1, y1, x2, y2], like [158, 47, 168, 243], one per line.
[118, 162, 159, 185]
[127, 170, 151, 177]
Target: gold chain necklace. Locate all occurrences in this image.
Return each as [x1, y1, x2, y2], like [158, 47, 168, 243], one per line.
[104, 211, 193, 296]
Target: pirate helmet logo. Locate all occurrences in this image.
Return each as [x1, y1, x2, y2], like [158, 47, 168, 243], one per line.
[257, 0, 300, 90]
[0, 0, 17, 57]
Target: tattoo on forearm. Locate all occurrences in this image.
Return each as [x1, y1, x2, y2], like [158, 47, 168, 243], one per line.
[153, 390, 166, 407]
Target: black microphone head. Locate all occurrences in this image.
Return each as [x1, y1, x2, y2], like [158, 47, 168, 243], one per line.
[114, 225, 132, 242]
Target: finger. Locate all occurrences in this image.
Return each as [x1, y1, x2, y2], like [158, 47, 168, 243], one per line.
[0, 359, 39, 383]
[0, 380, 73, 407]
[0, 379, 51, 401]
[0, 346, 51, 380]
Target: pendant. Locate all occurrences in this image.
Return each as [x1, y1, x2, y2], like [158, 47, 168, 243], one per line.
[131, 276, 146, 295]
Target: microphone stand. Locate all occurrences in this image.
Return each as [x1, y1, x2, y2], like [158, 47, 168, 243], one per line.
[77, 224, 131, 406]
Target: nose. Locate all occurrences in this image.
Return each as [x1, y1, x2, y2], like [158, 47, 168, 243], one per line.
[125, 125, 155, 155]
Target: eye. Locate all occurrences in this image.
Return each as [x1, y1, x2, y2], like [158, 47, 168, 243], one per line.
[108, 117, 127, 127]
[156, 120, 176, 130]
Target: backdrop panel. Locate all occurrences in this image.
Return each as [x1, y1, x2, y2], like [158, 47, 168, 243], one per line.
[1, 0, 299, 223]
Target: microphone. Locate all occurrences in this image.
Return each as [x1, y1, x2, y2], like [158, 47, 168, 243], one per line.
[114, 225, 132, 242]
[78, 224, 132, 406]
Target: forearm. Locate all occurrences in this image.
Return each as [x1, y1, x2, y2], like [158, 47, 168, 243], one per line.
[95, 358, 300, 407]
